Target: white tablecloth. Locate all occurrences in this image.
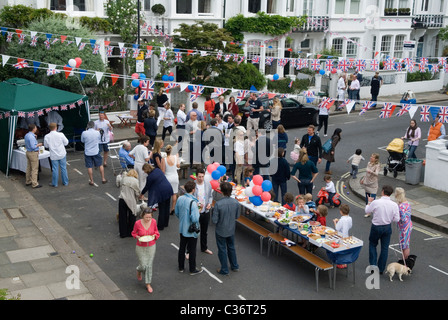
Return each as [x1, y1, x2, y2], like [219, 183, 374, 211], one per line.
[10, 149, 51, 173]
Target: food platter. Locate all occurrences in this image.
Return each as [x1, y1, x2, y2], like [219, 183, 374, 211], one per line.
[139, 235, 155, 242]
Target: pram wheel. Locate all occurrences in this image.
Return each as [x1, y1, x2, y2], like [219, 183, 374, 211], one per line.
[384, 167, 388, 176]
[393, 169, 398, 178]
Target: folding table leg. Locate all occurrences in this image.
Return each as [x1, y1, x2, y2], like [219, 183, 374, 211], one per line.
[315, 268, 319, 292]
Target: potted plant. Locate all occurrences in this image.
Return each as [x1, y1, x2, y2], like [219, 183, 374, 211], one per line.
[392, 8, 398, 15]
[151, 4, 165, 15]
[398, 8, 410, 15]
[384, 8, 392, 16]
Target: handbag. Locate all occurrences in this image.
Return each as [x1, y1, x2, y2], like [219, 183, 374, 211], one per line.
[187, 200, 200, 234]
[322, 139, 332, 153]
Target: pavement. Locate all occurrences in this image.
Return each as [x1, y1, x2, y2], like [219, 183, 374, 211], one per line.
[1, 90, 447, 300]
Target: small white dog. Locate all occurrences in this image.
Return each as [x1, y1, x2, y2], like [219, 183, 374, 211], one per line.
[386, 262, 412, 282]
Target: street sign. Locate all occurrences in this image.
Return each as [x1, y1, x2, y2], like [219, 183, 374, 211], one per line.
[403, 40, 416, 51]
[136, 60, 144, 73]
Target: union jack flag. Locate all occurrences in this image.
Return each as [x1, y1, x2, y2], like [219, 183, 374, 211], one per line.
[224, 55, 231, 62]
[140, 80, 155, 100]
[189, 85, 204, 102]
[106, 45, 113, 57]
[407, 61, 415, 72]
[60, 105, 68, 111]
[92, 44, 100, 55]
[145, 49, 153, 59]
[251, 55, 260, 64]
[132, 48, 140, 59]
[438, 57, 447, 67]
[78, 42, 86, 51]
[173, 52, 182, 63]
[304, 90, 315, 103]
[45, 108, 52, 113]
[319, 98, 335, 110]
[18, 111, 26, 118]
[159, 50, 167, 61]
[338, 59, 350, 72]
[47, 66, 60, 76]
[290, 58, 297, 69]
[211, 87, 226, 98]
[418, 63, 426, 72]
[355, 59, 366, 72]
[379, 103, 396, 118]
[69, 103, 76, 109]
[216, 51, 222, 60]
[444, 64, 448, 73]
[18, 34, 25, 45]
[237, 56, 245, 65]
[6, 32, 13, 42]
[44, 39, 51, 50]
[27, 112, 35, 118]
[383, 59, 395, 70]
[359, 101, 376, 115]
[278, 58, 289, 67]
[30, 36, 38, 47]
[438, 106, 448, 123]
[265, 57, 274, 66]
[420, 57, 428, 68]
[432, 64, 439, 73]
[296, 59, 307, 70]
[403, 58, 413, 67]
[396, 104, 411, 117]
[310, 59, 321, 71]
[235, 90, 249, 103]
[325, 59, 334, 71]
[395, 62, 403, 71]
[339, 99, 352, 107]
[370, 59, 379, 71]
[14, 59, 29, 69]
[420, 105, 431, 122]
[288, 80, 293, 88]
[233, 54, 239, 61]
[120, 47, 127, 58]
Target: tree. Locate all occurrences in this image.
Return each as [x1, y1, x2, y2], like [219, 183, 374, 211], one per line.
[172, 21, 265, 91]
[2, 16, 105, 94]
[105, 0, 140, 43]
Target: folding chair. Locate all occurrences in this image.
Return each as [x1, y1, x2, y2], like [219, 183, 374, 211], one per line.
[108, 141, 125, 176]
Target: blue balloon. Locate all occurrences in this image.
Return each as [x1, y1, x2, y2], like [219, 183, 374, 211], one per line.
[131, 79, 140, 88]
[139, 73, 146, 80]
[319, 69, 325, 75]
[168, 75, 174, 81]
[133, 94, 139, 100]
[212, 170, 221, 180]
[162, 74, 169, 81]
[261, 180, 272, 192]
[251, 196, 263, 206]
[273, 73, 279, 80]
[217, 165, 226, 176]
[187, 85, 194, 91]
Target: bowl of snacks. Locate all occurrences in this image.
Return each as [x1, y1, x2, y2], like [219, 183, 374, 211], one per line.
[289, 221, 299, 229]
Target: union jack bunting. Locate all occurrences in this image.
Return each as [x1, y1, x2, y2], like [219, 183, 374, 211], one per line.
[383, 59, 395, 70]
[175, 52, 183, 63]
[165, 82, 179, 90]
[37, 110, 44, 116]
[319, 98, 335, 110]
[69, 103, 76, 109]
[251, 55, 260, 64]
[339, 99, 352, 108]
[439, 106, 448, 123]
[265, 57, 274, 66]
[355, 59, 366, 72]
[359, 101, 376, 115]
[290, 58, 297, 69]
[288, 80, 293, 88]
[51, 38, 59, 45]
[78, 42, 86, 51]
[370, 59, 379, 71]
[145, 49, 153, 59]
[27, 112, 35, 118]
[395, 104, 411, 117]
[44, 39, 51, 50]
[237, 56, 245, 65]
[420, 105, 431, 122]
[325, 59, 334, 71]
[140, 80, 155, 100]
[52, 106, 59, 111]
[395, 62, 403, 71]
[438, 57, 447, 67]
[13, 59, 29, 69]
[18, 34, 25, 45]
[224, 55, 231, 62]
[444, 64, 448, 73]
[277, 58, 289, 67]
[235, 90, 249, 103]
[216, 52, 222, 60]
[338, 59, 350, 72]
[418, 63, 426, 72]
[60, 105, 67, 111]
[211, 87, 226, 98]
[132, 48, 140, 59]
[92, 44, 100, 55]
[403, 58, 413, 67]
[310, 59, 321, 71]
[189, 85, 204, 102]
[46, 65, 60, 76]
[18, 111, 26, 118]
[419, 57, 428, 68]
[45, 108, 52, 113]
[296, 59, 307, 70]
[407, 61, 415, 72]
[120, 47, 127, 58]
[6, 32, 13, 42]
[432, 64, 439, 73]
[159, 50, 167, 61]
[379, 103, 396, 118]
[106, 46, 113, 57]
[30, 36, 38, 47]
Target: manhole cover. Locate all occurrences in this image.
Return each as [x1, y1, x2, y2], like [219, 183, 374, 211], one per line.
[3, 208, 25, 219]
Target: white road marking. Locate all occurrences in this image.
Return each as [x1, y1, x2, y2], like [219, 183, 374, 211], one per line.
[238, 295, 246, 300]
[105, 192, 117, 201]
[424, 236, 444, 241]
[73, 168, 83, 175]
[429, 265, 448, 276]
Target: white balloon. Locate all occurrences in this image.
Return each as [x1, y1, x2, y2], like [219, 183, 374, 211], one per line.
[68, 59, 77, 68]
[244, 187, 254, 197]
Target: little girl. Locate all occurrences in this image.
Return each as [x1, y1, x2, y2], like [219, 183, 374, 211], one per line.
[283, 193, 296, 211]
[289, 138, 301, 162]
[315, 205, 328, 226]
[295, 195, 309, 214]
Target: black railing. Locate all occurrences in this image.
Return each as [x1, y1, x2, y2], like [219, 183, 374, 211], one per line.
[413, 14, 444, 28]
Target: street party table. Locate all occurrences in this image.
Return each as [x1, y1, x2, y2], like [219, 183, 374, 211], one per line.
[10, 148, 51, 173]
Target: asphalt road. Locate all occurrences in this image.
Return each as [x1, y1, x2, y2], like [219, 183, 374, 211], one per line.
[16, 107, 448, 300]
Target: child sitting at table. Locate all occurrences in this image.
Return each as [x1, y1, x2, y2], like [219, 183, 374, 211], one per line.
[304, 193, 316, 216]
[243, 166, 254, 187]
[315, 205, 328, 226]
[295, 195, 309, 214]
[333, 204, 352, 268]
[283, 193, 296, 211]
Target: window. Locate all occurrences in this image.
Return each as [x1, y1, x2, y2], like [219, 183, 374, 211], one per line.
[199, 0, 211, 13]
[335, 0, 345, 14]
[385, 0, 394, 9]
[73, 0, 85, 11]
[332, 38, 344, 56]
[303, 0, 313, 16]
[248, 0, 261, 13]
[144, 0, 151, 11]
[399, 0, 408, 8]
[177, 0, 192, 14]
[286, 0, 295, 12]
[381, 35, 392, 57]
[350, 0, 360, 14]
[346, 38, 359, 58]
[247, 40, 262, 67]
[394, 35, 405, 58]
[51, 0, 66, 10]
[372, 36, 377, 59]
[267, 0, 277, 13]
[421, 0, 429, 11]
[265, 41, 278, 75]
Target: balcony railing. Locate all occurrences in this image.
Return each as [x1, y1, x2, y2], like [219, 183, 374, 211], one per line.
[293, 16, 329, 32]
[412, 14, 444, 28]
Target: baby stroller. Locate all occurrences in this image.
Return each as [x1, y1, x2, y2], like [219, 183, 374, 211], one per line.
[399, 90, 416, 104]
[384, 138, 408, 178]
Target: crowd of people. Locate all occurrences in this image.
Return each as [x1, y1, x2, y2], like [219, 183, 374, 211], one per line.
[23, 87, 447, 295]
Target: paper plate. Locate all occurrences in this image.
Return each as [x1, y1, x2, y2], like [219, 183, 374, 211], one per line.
[139, 235, 155, 242]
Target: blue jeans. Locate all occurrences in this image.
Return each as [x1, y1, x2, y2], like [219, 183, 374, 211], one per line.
[369, 224, 392, 273]
[272, 181, 287, 204]
[298, 179, 313, 195]
[308, 156, 318, 166]
[408, 145, 417, 159]
[351, 165, 359, 178]
[215, 234, 239, 274]
[51, 157, 69, 187]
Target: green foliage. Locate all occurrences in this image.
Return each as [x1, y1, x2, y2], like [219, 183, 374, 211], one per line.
[79, 16, 111, 33]
[267, 77, 309, 93]
[2, 16, 105, 94]
[225, 12, 306, 41]
[438, 26, 448, 42]
[0, 288, 20, 300]
[105, 0, 140, 43]
[0, 5, 64, 28]
[151, 4, 166, 15]
[406, 70, 435, 82]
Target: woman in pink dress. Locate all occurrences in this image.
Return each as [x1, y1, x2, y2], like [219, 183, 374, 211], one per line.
[132, 208, 160, 293]
[394, 187, 412, 259]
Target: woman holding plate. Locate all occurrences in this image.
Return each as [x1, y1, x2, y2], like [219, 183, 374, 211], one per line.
[132, 208, 160, 293]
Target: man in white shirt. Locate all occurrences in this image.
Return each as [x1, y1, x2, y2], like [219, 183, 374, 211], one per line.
[44, 122, 69, 187]
[94, 112, 113, 167]
[365, 185, 400, 274]
[193, 168, 213, 255]
[349, 74, 360, 110]
[335, 73, 346, 111]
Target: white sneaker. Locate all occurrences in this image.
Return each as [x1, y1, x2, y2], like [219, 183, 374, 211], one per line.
[324, 134, 327, 137]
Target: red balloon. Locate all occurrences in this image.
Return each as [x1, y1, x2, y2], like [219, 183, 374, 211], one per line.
[261, 191, 271, 202]
[207, 164, 215, 174]
[252, 185, 262, 196]
[210, 179, 219, 190]
[75, 57, 82, 68]
[252, 175, 263, 186]
[331, 68, 337, 74]
[131, 73, 139, 80]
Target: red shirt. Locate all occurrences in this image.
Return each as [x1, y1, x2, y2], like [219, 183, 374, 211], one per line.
[316, 214, 327, 226]
[131, 219, 160, 247]
[227, 102, 239, 116]
[284, 203, 296, 211]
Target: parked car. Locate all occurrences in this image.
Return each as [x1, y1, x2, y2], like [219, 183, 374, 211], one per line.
[235, 95, 319, 130]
